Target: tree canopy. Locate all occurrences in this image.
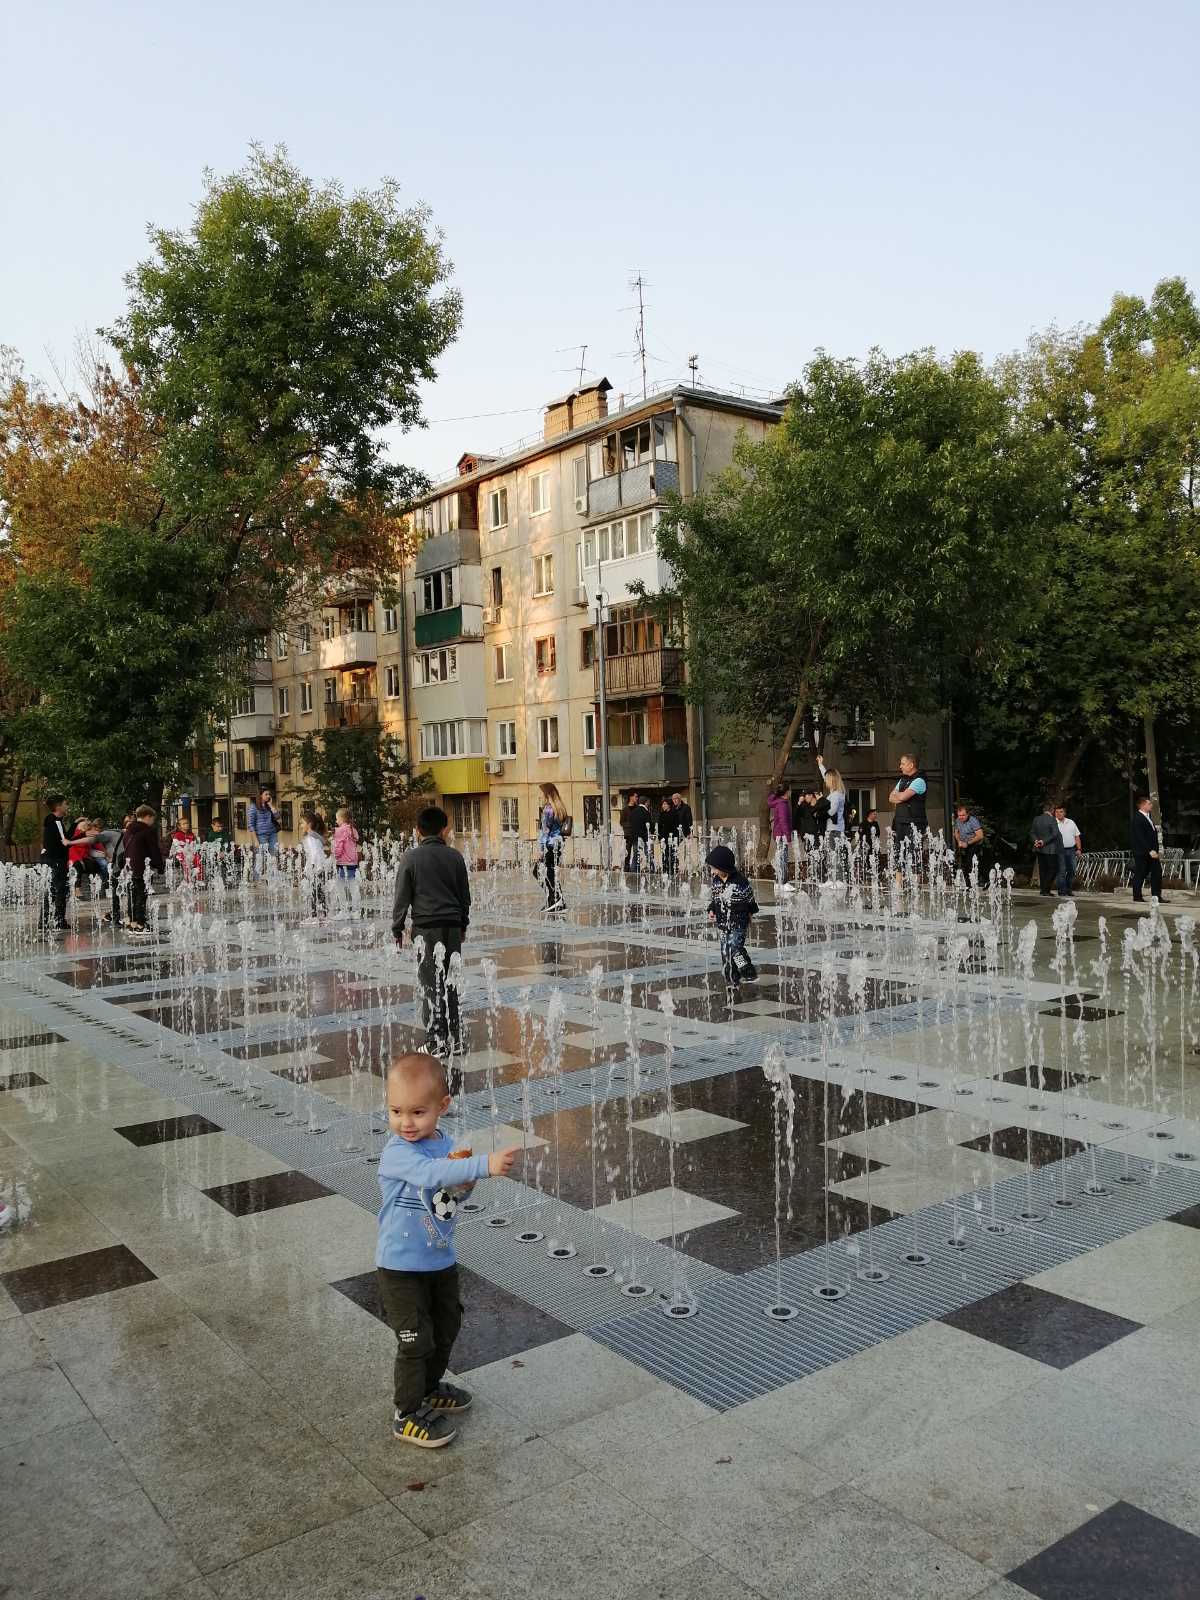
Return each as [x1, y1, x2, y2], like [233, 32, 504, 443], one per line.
[649, 349, 1063, 782]
[286, 722, 434, 836]
[0, 146, 460, 809]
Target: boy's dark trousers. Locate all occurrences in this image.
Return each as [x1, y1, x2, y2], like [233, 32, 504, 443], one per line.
[41, 862, 69, 928]
[377, 1264, 462, 1414]
[130, 877, 149, 926]
[414, 925, 462, 1054]
[720, 924, 756, 985]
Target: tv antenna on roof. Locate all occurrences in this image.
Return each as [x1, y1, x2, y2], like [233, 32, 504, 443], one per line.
[627, 273, 649, 400]
[554, 344, 591, 387]
[688, 354, 699, 389]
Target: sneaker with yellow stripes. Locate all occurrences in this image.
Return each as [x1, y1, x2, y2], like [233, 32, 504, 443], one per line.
[392, 1404, 456, 1448]
[425, 1381, 472, 1413]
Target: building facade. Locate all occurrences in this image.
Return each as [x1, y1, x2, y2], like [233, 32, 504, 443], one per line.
[204, 380, 950, 851]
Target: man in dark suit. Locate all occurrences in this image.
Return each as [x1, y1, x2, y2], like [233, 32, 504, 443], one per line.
[619, 791, 650, 872]
[1131, 794, 1168, 904]
[1031, 803, 1062, 896]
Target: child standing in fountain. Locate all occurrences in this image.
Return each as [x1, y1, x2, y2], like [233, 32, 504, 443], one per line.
[705, 844, 759, 993]
[376, 1052, 519, 1448]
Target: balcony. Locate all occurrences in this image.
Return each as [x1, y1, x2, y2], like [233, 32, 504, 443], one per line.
[414, 605, 483, 648]
[319, 630, 377, 670]
[229, 711, 275, 742]
[605, 743, 689, 787]
[324, 701, 378, 730]
[248, 657, 273, 684]
[587, 458, 679, 518]
[594, 648, 684, 697]
[424, 757, 489, 796]
[325, 570, 376, 602]
[231, 770, 276, 797]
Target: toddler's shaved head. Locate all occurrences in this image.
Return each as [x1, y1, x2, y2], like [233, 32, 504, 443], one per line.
[387, 1051, 448, 1098]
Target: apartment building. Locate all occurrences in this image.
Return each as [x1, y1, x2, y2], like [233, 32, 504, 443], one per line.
[203, 379, 950, 848]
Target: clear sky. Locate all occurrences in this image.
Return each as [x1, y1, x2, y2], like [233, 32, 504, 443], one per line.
[3, 0, 1197, 477]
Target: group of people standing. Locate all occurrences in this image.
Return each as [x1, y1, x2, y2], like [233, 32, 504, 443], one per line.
[618, 790, 695, 873]
[39, 797, 164, 934]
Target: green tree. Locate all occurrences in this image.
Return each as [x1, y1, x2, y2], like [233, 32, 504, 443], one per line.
[1, 146, 460, 806]
[981, 277, 1200, 807]
[647, 350, 1060, 784]
[286, 722, 434, 835]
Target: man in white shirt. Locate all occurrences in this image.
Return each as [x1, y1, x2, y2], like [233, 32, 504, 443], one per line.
[1054, 805, 1081, 898]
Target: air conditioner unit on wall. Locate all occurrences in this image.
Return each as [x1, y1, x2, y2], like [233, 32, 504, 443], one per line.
[482, 605, 499, 625]
[484, 759, 504, 776]
[573, 584, 588, 606]
[574, 495, 587, 513]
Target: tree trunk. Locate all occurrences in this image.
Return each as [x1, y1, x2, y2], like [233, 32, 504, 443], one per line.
[1052, 737, 1091, 802]
[1143, 713, 1161, 827]
[769, 680, 813, 788]
[2, 768, 26, 846]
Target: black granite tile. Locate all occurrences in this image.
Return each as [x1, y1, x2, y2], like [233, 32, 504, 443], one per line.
[115, 1112, 223, 1147]
[202, 1169, 334, 1215]
[1166, 1203, 1200, 1230]
[527, 1067, 917, 1272]
[960, 1127, 1087, 1167]
[330, 1267, 572, 1368]
[1007, 1500, 1200, 1598]
[0, 1031, 66, 1049]
[1038, 1001, 1122, 1022]
[1, 1243, 156, 1313]
[0, 1071, 48, 1092]
[942, 1283, 1141, 1370]
[997, 1066, 1100, 1092]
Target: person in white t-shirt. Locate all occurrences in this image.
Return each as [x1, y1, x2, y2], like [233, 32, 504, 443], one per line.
[1054, 805, 1081, 898]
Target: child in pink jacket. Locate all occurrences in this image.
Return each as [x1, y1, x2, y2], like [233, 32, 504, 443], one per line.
[333, 808, 362, 917]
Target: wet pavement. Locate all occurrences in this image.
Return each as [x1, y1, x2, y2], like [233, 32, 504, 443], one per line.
[3, 869, 1200, 1598]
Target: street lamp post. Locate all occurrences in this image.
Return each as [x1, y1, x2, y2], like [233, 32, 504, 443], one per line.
[595, 584, 611, 870]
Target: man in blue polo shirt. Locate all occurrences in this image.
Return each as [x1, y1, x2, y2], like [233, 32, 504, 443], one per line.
[953, 804, 985, 884]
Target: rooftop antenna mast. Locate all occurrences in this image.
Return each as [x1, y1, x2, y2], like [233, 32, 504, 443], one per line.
[554, 344, 591, 387]
[688, 353, 699, 389]
[629, 272, 648, 399]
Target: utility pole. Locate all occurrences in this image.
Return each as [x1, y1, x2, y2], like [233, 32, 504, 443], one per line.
[595, 573, 611, 870]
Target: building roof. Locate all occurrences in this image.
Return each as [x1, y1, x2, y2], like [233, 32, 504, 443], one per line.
[414, 383, 786, 506]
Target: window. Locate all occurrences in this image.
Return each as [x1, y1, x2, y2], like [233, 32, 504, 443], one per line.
[279, 744, 292, 776]
[298, 623, 312, 654]
[607, 708, 648, 746]
[490, 566, 504, 608]
[251, 632, 269, 660]
[580, 629, 596, 668]
[234, 801, 247, 831]
[234, 747, 246, 773]
[217, 750, 229, 777]
[572, 456, 587, 505]
[385, 664, 401, 698]
[583, 795, 603, 833]
[533, 552, 554, 596]
[489, 486, 508, 529]
[499, 796, 520, 835]
[453, 797, 482, 834]
[416, 647, 457, 685]
[231, 691, 254, 717]
[493, 643, 511, 682]
[382, 605, 397, 633]
[529, 470, 550, 516]
[422, 568, 455, 613]
[845, 707, 875, 747]
[847, 787, 875, 829]
[276, 686, 290, 716]
[580, 513, 658, 568]
[275, 631, 288, 659]
[348, 602, 373, 632]
[418, 720, 486, 760]
[535, 635, 557, 676]
[537, 716, 560, 756]
[322, 614, 336, 640]
[582, 711, 597, 754]
[280, 802, 294, 831]
[496, 721, 517, 758]
[300, 680, 313, 714]
[324, 677, 338, 705]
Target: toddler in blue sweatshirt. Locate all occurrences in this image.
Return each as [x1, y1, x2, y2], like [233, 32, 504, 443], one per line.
[376, 1052, 519, 1447]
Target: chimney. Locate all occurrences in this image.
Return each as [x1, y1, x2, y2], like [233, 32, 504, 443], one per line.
[543, 378, 611, 440]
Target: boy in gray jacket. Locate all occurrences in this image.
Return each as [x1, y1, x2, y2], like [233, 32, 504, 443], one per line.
[392, 807, 471, 1057]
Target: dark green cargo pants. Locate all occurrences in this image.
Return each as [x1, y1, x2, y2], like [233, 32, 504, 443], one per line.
[376, 1263, 463, 1415]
